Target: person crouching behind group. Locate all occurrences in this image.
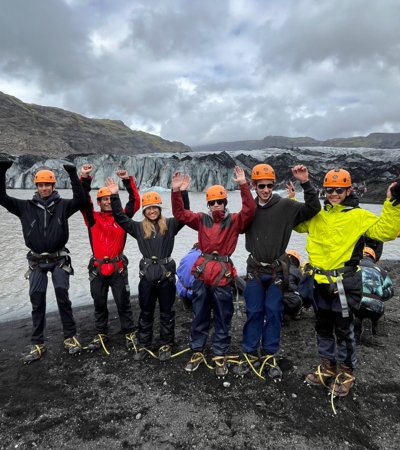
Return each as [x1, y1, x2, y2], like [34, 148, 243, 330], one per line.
[171, 167, 256, 378]
[106, 175, 190, 361]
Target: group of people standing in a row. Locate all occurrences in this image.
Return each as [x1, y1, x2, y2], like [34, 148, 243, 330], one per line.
[1, 158, 399, 398]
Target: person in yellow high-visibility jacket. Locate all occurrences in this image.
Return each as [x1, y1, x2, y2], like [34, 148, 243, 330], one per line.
[295, 168, 400, 397]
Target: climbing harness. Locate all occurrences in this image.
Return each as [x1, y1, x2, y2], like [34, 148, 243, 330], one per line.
[88, 254, 128, 281]
[194, 251, 234, 288]
[139, 256, 174, 283]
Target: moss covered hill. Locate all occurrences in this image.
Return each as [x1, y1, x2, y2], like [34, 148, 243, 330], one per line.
[0, 91, 190, 157]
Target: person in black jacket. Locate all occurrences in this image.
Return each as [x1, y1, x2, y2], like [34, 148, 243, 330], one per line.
[0, 160, 85, 363]
[106, 175, 190, 362]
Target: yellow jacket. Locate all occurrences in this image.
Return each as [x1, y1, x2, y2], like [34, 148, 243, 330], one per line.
[295, 198, 400, 284]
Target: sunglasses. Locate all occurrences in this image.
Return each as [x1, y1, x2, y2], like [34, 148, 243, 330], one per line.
[325, 187, 346, 194]
[208, 199, 225, 206]
[257, 183, 274, 190]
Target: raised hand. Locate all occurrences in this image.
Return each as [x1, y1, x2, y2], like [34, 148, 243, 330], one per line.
[180, 174, 191, 191]
[291, 165, 309, 183]
[232, 166, 246, 185]
[171, 172, 188, 191]
[116, 169, 129, 179]
[286, 181, 296, 199]
[105, 177, 119, 195]
[80, 164, 93, 178]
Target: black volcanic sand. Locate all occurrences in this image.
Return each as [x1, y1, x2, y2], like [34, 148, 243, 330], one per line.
[1, 262, 400, 450]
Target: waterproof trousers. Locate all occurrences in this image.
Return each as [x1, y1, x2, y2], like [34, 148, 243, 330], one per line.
[190, 279, 234, 356]
[242, 274, 283, 354]
[137, 277, 176, 347]
[28, 259, 77, 345]
[314, 283, 357, 368]
[90, 270, 135, 334]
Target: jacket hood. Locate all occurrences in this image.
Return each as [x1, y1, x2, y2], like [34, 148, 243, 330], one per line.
[256, 193, 281, 209]
[32, 190, 61, 208]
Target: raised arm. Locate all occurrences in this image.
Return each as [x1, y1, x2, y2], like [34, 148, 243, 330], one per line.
[171, 172, 200, 230]
[291, 165, 321, 225]
[232, 166, 256, 232]
[79, 164, 95, 227]
[107, 177, 138, 237]
[116, 169, 140, 218]
[64, 164, 86, 217]
[0, 159, 25, 215]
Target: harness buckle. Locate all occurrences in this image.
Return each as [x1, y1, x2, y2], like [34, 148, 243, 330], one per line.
[151, 256, 158, 264]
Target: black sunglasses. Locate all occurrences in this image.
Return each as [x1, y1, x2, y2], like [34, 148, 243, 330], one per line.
[257, 183, 274, 190]
[325, 187, 346, 194]
[208, 199, 225, 206]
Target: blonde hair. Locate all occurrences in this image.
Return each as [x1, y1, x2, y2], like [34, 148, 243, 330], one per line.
[142, 214, 168, 239]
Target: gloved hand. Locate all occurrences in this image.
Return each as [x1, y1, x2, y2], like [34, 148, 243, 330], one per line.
[0, 160, 13, 171]
[390, 178, 400, 206]
[63, 164, 77, 174]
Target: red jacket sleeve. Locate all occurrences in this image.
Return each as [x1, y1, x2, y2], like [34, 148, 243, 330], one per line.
[235, 183, 256, 232]
[171, 190, 201, 231]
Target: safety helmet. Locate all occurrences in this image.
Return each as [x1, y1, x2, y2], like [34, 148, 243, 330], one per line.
[323, 169, 351, 188]
[363, 247, 376, 261]
[142, 191, 162, 211]
[251, 164, 276, 181]
[287, 249, 301, 263]
[97, 187, 111, 199]
[206, 185, 227, 202]
[34, 169, 56, 184]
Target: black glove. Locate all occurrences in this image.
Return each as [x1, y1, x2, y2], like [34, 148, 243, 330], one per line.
[63, 164, 77, 174]
[390, 178, 400, 206]
[0, 160, 13, 171]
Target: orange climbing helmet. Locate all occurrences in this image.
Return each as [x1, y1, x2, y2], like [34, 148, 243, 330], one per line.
[287, 249, 301, 263]
[97, 187, 111, 199]
[251, 164, 276, 181]
[363, 247, 376, 261]
[142, 191, 162, 210]
[206, 185, 227, 202]
[34, 169, 56, 184]
[323, 169, 352, 188]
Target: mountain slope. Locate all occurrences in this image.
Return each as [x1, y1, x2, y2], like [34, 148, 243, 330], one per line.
[0, 91, 190, 157]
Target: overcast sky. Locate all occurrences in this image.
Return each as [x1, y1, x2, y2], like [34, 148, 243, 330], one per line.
[1, 0, 400, 146]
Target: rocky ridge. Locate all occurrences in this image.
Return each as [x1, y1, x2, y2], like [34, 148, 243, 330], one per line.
[0, 91, 190, 156]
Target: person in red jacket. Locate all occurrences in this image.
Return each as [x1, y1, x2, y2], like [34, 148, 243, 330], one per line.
[171, 166, 256, 377]
[80, 164, 140, 352]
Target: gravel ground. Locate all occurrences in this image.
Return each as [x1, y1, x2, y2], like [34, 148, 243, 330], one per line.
[0, 261, 399, 450]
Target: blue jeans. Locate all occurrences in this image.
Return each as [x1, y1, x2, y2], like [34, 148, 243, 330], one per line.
[242, 274, 283, 354]
[190, 279, 234, 356]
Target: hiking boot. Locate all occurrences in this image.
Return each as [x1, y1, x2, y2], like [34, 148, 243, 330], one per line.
[305, 359, 337, 387]
[86, 334, 109, 352]
[232, 353, 260, 377]
[330, 364, 355, 397]
[133, 347, 149, 361]
[184, 352, 204, 373]
[158, 345, 172, 362]
[260, 354, 282, 382]
[373, 317, 388, 337]
[360, 318, 373, 346]
[125, 332, 137, 351]
[23, 344, 46, 364]
[213, 356, 228, 378]
[64, 336, 82, 355]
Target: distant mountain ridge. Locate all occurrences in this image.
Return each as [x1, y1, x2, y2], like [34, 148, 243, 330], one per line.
[193, 133, 400, 152]
[0, 91, 190, 157]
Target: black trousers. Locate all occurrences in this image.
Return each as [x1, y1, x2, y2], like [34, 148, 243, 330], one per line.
[90, 270, 135, 334]
[29, 259, 76, 345]
[137, 277, 176, 347]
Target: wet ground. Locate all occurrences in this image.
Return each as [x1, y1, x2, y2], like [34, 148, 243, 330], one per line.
[1, 261, 400, 449]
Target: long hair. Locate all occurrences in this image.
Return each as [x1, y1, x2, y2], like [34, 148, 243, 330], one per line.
[141, 213, 168, 239]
